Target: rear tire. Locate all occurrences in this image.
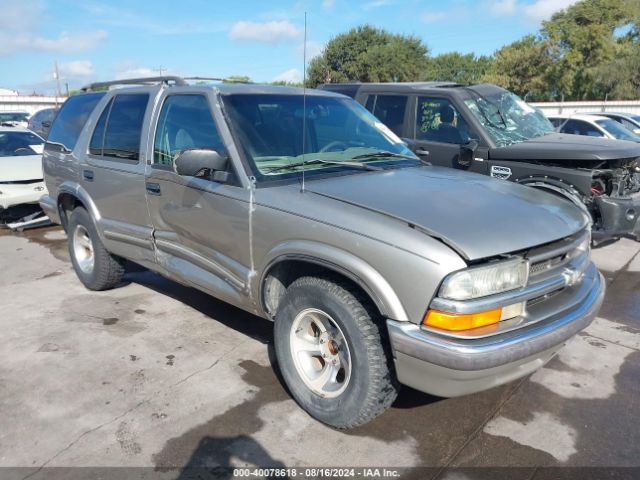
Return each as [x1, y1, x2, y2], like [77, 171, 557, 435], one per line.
[274, 276, 398, 429]
[67, 207, 125, 290]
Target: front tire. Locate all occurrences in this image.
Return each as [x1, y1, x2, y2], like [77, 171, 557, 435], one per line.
[274, 276, 398, 428]
[67, 207, 125, 291]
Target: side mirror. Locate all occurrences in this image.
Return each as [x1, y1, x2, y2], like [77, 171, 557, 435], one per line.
[174, 149, 228, 180]
[458, 139, 479, 168]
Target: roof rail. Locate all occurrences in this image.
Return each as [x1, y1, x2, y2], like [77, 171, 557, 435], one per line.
[80, 76, 187, 92]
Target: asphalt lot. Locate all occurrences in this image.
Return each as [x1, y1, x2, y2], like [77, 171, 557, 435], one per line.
[0, 226, 638, 478]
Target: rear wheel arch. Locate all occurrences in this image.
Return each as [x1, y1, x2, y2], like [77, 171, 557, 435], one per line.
[56, 184, 101, 232]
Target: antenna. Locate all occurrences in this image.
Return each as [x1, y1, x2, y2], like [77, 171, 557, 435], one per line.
[301, 11, 307, 192]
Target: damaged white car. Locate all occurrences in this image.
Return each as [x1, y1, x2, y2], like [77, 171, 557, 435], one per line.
[0, 127, 49, 228]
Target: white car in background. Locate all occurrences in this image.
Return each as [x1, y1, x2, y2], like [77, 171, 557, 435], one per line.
[0, 111, 30, 128]
[547, 113, 640, 143]
[0, 127, 49, 227]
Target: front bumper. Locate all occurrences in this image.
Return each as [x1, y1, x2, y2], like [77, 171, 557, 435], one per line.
[593, 192, 640, 241]
[0, 181, 47, 210]
[387, 264, 605, 397]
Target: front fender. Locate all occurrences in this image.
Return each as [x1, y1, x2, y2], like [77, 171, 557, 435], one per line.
[256, 240, 409, 322]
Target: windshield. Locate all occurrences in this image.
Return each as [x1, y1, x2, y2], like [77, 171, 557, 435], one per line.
[0, 131, 44, 156]
[463, 90, 554, 147]
[0, 112, 29, 122]
[222, 93, 418, 179]
[595, 118, 640, 142]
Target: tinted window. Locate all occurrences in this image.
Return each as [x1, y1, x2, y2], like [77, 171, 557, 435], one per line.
[548, 117, 565, 128]
[416, 97, 470, 144]
[0, 131, 44, 157]
[595, 118, 640, 141]
[369, 95, 407, 136]
[154, 95, 225, 166]
[89, 98, 113, 156]
[95, 94, 148, 161]
[47, 93, 105, 151]
[560, 119, 603, 137]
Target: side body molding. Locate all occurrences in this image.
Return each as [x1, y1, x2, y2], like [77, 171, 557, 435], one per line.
[257, 240, 409, 322]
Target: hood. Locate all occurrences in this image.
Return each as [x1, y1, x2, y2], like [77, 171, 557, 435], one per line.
[304, 166, 588, 260]
[0, 154, 44, 182]
[490, 133, 640, 162]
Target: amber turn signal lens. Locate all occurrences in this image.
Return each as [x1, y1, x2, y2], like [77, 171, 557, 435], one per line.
[423, 308, 502, 331]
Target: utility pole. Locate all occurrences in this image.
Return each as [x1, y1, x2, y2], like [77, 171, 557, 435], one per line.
[158, 66, 164, 76]
[53, 61, 61, 107]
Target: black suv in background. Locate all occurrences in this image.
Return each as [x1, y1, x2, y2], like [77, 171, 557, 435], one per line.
[320, 82, 640, 243]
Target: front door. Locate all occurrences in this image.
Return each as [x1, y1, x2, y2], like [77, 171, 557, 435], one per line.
[144, 91, 253, 308]
[411, 96, 481, 170]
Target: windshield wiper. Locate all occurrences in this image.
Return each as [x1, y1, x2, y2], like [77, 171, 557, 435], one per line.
[351, 151, 418, 161]
[263, 158, 382, 174]
[464, 87, 508, 129]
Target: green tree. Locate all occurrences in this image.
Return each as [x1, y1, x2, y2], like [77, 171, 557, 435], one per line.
[541, 0, 635, 99]
[422, 52, 495, 84]
[485, 35, 553, 100]
[306, 25, 429, 86]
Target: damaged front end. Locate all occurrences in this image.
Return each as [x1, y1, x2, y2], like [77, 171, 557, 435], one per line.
[589, 157, 640, 242]
[0, 180, 51, 231]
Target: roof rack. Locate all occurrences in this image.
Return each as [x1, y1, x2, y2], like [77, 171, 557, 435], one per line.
[80, 76, 187, 92]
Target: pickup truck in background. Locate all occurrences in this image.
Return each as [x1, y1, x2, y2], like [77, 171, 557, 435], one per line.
[320, 82, 640, 244]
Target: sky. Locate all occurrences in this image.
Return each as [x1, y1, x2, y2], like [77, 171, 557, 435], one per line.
[0, 0, 579, 95]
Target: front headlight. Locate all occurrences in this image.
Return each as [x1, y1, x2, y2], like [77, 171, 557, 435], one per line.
[439, 258, 529, 301]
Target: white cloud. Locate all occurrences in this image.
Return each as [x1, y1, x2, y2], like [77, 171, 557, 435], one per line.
[112, 61, 179, 80]
[420, 11, 447, 23]
[58, 60, 95, 78]
[490, 0, 517, 16]
[297, 40, 325, 60]
[272, 68, 303, 84]
[363, 0, 394, 10]
[229, 20, 302, 43]
[322, 0, 335, 10]
[523, 0, 579, 22]
[0, 2, 107, 56]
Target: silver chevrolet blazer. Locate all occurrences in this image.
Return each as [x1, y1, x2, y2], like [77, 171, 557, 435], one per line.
[40, 77, 605, 428]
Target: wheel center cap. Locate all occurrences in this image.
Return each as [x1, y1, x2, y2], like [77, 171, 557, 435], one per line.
[319, 332, 339, 357]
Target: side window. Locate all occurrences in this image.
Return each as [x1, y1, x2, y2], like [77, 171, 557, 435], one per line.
[364, 95, 375, 112]
[416, 97, 470, 144]
[153, 95, 226, 167]
[559, 119, 579, 134]
[548, 118, 563, 128]
[621, 119, 636, 131]
[46, 92, 105, 151]
[102, 94, 148, 160]
[89, 98, 113, 156]
[370, 95, 407, 136]
[561, 120, 602, 137]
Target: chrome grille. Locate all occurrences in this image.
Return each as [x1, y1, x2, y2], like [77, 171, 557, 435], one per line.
[525, 229, 590, 283]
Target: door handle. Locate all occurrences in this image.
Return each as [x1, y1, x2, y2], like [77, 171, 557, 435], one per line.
[146, 182, 161, 195]
[415, 149, 430, 156]
[83, 169, 94, 181]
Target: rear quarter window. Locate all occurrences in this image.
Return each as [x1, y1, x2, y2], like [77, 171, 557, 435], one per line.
[46, 93, 105, 152]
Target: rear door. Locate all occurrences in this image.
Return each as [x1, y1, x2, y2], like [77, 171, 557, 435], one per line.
[363, 94, 410, 138]
[143, 90, 253, 307]
[81, 91, 155, 265]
